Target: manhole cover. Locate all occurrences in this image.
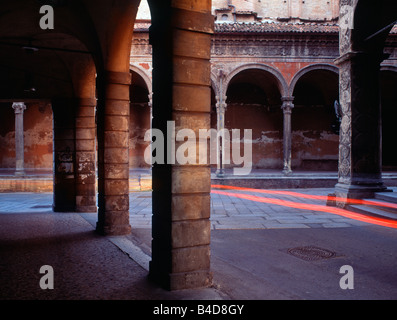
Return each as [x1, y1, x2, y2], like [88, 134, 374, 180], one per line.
[287, 246, 337, 261]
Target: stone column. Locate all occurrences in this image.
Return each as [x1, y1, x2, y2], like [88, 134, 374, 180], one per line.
[75, 98, 97, 212]
[281, 97, 294, 175]
[12, 102, 26, 176]
[96, 71, 131, 236]
[149, 2, 213, 291]
[52, 99, 76, 212]
[215, 74, 227, 177]
[334, 51, 388, 203]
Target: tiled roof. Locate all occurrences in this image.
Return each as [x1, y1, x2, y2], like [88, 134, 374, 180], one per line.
[214, 21, 339, 34]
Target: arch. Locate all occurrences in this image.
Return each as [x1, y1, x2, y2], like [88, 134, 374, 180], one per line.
[352, 0, 397, 53]
[289, 64, 339, 97]
[223, 65, 285, 170]
[224, 63, 288, 98]
[290, 64, 340, 171]
[130, 64, 152, 96]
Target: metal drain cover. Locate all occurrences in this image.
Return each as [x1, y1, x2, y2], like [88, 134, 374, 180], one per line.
[287, 246, 337, 261]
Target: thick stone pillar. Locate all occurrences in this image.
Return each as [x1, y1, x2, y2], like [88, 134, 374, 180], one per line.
[334, 51, 388, 202]
[75, 98, 97, 212]
[149, 2, 213, 291]
[52, 99, 76, 212]
[12, 102, 26, 176]
[281, 97, 294, 175]
[96, 71, 131, 236]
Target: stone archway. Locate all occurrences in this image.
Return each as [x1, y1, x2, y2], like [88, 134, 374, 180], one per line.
[224, 66, 284, 171]
[225, 63, 289, 98]
[290, 65, 340, 171]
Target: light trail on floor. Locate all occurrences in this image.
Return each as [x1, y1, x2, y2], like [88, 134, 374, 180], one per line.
[211, 184, 397, 210]
[211, 185, 397, 229]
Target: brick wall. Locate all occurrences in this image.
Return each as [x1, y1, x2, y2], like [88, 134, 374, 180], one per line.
[212, 0, 339, 21]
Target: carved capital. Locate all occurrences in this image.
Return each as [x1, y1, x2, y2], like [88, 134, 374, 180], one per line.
[215, 95, 227, 113]
[281, 97, 294, 114]
[12, 102, 26, 114]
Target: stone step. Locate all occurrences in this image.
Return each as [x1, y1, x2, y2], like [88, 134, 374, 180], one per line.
[347, 204, 397, 221]
[375, 191, 397, 205]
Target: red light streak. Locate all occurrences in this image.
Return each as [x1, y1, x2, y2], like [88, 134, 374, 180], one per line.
[211, 184, 397, 210]
[211, 185, 397, 229]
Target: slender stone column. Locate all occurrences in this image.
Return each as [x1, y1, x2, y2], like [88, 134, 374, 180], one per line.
[215, 75, 227, 177]
[75, 98, 97, 212]
[12, 102, 26, 176]
[281, 97, 294, 175]
[96, 71, 132, 236]
[149, 2, 213, 291]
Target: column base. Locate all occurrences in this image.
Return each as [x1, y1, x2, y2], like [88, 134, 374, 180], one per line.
[331, 182, 391, 208]
[96, 221, 131, 236]
[215, 169, 225, 178]
[282, 168, 292, 176]
[14, 170, 26, 176]
[149, 263, 213, 291]
[76, 205, 98, 213]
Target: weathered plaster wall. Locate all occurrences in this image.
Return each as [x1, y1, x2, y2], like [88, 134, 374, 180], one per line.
[225, 103, 283, 169]
[291, 105, 339, 170]
[0, 102, 53, 170]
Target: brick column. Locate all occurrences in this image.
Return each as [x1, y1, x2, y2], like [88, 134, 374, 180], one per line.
[52, 99, 76, 212]
[75, 98, 97, 212]
[149, 2, 213, 291]
[96, 71, 131, 236]
[12, 102, 26, 176]
[281, 97, 294, 175]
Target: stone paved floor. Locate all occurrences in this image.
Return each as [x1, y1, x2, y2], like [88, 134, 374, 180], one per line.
[129, 187, 375, 230]
[1, 187, 397, 300]
[1, 187, 396, 230]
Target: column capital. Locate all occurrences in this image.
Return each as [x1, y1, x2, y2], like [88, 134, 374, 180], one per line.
[281, 96, 294, 113]
[12, 102, 26, 114]
[215, 95, 227, 113]
[334, 50, 388, 66]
